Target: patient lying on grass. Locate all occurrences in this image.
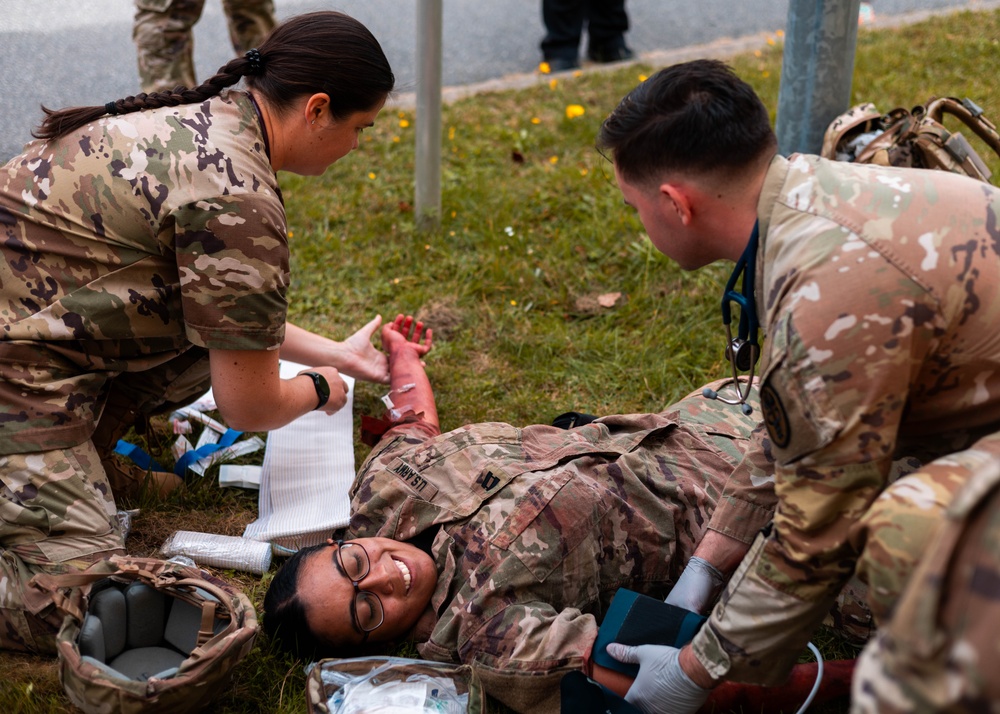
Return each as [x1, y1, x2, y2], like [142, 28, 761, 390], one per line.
[263, 315, 769, 712]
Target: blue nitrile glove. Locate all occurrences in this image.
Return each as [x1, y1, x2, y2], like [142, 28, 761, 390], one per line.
[665, 556, 725, 614]
[606, 643, 710, 714]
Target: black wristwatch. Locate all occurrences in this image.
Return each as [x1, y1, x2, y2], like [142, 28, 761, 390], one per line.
[302, 371, 330, 410]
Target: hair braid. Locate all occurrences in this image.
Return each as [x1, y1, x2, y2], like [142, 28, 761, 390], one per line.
[31, 12, 394, 142]
[31, 58, 249, 141]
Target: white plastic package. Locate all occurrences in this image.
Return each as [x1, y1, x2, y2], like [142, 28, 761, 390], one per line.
[160, 530, 272, 575]
[319, 658, 469, 714]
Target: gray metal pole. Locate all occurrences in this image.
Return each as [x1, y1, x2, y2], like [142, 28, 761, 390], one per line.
[775, 0, 861, 155]
[415, 0, 443, 230]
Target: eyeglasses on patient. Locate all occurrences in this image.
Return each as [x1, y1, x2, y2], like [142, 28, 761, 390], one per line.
[335, 540, 385, 641]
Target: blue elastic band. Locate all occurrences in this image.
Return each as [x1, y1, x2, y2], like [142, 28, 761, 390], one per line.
[114, 439, 165, 472]
[172, 428, 243, 475]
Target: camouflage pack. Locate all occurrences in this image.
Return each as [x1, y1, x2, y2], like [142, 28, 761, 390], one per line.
[306, 656, 486, 713]
[821, 97, 1000, 182]
[29, 555, 258, 714]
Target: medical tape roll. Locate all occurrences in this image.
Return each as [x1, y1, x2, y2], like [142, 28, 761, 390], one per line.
[160, 530, 272, 575]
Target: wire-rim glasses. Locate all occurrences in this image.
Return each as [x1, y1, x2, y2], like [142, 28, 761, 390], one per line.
[335, 540, 385, 641]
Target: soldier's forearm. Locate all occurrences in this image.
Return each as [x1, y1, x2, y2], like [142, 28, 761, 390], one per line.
[692, 529, 751, 576]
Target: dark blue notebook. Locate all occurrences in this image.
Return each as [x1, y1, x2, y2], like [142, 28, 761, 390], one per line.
[591, 588, 708, 678]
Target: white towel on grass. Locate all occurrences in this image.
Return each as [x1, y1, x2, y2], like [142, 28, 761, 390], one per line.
[242, 360, 357, 551]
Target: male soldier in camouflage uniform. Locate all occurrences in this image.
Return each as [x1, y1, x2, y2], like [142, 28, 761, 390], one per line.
[264, 318, 762, 713]
[595, 59, 1000, 713]
[134, 0, 276, 93]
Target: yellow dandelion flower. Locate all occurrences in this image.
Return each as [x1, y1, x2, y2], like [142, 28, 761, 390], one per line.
[368, 172, 376, 180]
[580, 168, 589, 176]
[398, 110, 406, 118]
[392, 136, 400, 143]
[425, 244, 431, 250]
[767, 36, 776, 46]
[539, 61, 551, 74]
[549, 156, 559, 164]
[393, 278, 400, 284]
[639, 73, 648, 82]
[762, 70, 770, 78]
[510, 299, 517, 306]
[287, 231, 294, 238]
[399, 119, 410, 128]
[531, 117, 541, 124]
[565, 104, 585, 119]
[776, 29, 785, 37]
[573, 70, 582, 78]
[549, 78, 558, 90]
[451, 211, 457, 218]
[448, 126, 456, 140]
[754, 50, 762, 57]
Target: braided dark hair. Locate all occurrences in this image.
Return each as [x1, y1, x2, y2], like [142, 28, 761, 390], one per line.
[33, 11, 395, 141]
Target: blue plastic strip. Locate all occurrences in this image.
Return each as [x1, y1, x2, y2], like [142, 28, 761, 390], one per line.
[172, 429, 243, 475]
[114, 439, 165, 473]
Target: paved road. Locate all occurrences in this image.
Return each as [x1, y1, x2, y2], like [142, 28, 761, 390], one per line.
[0, 0, 986, 162]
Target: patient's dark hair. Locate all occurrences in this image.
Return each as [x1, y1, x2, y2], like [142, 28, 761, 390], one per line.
[263, 543, 328, 659]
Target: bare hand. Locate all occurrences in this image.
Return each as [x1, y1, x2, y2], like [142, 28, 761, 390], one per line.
[382, 314, 433, 357]
[340, 315, 390, 383]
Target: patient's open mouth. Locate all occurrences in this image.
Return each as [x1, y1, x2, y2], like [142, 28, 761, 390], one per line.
[394, 557, 411, 594]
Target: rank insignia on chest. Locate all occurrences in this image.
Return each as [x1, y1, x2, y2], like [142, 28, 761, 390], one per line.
[477, 470, 500, 491]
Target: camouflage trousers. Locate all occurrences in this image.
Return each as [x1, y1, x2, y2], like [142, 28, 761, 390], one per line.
[0, 349, 211, 654]
[852, 431, 1000, 713]
[0, 442, 124, 654]
[133, 0, 276, 93]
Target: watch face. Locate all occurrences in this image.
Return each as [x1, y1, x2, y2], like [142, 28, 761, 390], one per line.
[309, 372, 330, 408]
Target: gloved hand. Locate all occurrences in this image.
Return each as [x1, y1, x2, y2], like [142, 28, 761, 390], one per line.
[606, 643, 710, 714]
[665, 556, 725, 614]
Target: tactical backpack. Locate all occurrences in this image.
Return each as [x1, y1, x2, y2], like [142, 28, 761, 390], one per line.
[29, 555, 258, 714]
[821, 97, 1000, 183]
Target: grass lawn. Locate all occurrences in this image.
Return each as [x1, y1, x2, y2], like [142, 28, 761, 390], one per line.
[3, 7, 999, 713]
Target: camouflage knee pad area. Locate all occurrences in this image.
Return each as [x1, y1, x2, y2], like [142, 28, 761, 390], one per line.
[1, 444, 125, 653]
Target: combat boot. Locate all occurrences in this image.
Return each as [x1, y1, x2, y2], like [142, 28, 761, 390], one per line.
[92, 393, 182, 500]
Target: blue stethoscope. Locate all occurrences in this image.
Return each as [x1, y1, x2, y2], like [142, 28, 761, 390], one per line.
[703, 221, 760, 415]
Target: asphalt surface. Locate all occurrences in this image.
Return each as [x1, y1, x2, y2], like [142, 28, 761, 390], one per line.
[0, 0, 990, 163]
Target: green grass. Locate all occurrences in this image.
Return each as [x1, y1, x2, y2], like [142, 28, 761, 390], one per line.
[3, 8, 999, 713]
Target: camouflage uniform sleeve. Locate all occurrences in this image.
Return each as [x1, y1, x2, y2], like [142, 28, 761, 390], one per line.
[705, 422, 778, 543]
[692, 227, 933, 683]
[458, 603, 595, 714]
[174, 192, 289, 351]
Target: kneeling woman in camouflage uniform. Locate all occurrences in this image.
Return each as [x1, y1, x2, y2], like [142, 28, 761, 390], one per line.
[0, 11, 394, 653]
[264, 317, 763, 713]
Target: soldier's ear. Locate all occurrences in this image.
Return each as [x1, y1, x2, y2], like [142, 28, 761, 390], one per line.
[304, 93, 331, 126]
[661, 183, 695, 226]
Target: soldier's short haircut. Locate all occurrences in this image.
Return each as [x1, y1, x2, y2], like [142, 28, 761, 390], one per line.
[597, 59, 777, 187]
